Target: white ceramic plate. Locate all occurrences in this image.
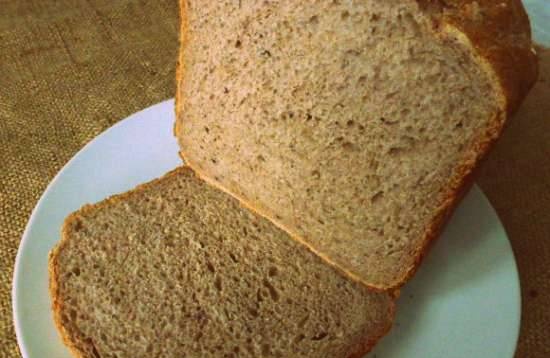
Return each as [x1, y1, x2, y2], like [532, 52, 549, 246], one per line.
[13, 99, 521, 358]
[524, 0, 550, 46]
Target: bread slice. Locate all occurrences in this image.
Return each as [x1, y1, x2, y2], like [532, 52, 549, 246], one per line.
[175, 0, 537, 289]
[49, 167, 395, 358]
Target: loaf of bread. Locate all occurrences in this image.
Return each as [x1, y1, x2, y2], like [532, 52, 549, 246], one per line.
[49, 167, 395, 358]
[175, 0, 537, 289]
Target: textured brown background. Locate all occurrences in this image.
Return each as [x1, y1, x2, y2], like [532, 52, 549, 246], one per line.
[0, 1, 548, 357]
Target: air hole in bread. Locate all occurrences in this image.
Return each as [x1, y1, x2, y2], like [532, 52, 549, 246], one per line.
[206, 261, 215, 273]
[311, 332, 328, 341]
[371, 191, 384, 203]
[262, 279, 280, 301]
[268, 267, 278, 277]
[214, 276, 222, 291]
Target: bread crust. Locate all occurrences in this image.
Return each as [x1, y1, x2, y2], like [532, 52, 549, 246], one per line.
[175, 0, 537, 292]
[49, 221, 88, 358]
[418, 0, 538, 115]
[401, 0, 539, 287]
[173, 0, 188, 139]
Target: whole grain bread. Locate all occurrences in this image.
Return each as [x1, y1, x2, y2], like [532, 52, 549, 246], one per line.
[175, 0, 537, 289]
[49, 167, 395, 358]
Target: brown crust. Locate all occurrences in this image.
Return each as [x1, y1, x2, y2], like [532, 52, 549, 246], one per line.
[49, 225, 88, 358]
[418, 0, 538, 115]
[175, 0, 538, 291]
[398, 0, 539, 287]
[174, 0, 189, 140]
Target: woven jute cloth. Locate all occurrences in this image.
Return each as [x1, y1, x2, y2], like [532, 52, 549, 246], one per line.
[0, 1, 548, 357]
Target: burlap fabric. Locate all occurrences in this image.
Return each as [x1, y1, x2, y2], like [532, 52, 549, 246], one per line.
[0, 1, 548, 357]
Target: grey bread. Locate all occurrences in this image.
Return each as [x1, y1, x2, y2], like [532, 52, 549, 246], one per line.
[49, 167, 395, 358]
[175, 0, 537, 289]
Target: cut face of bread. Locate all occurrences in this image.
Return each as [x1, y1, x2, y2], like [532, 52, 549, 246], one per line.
[175, 0, 537, 288]
[49, 168, 394, 358]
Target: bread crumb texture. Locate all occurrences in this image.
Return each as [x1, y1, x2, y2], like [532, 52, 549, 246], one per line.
[50, 168, 394, 358]
[176, 0, 534, 288]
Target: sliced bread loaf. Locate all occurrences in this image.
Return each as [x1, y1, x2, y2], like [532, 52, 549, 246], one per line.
[49, 167, 395, 358]
[175, 0, 537, 289]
